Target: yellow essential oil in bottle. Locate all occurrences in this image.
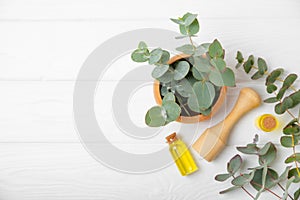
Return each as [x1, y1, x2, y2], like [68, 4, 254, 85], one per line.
[166, 132, 198, 176]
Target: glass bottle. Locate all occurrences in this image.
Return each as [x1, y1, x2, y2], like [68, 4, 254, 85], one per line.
[166, 132, 198, 176]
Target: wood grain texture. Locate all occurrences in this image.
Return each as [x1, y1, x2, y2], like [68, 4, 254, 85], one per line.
[0, 0, 300, 199]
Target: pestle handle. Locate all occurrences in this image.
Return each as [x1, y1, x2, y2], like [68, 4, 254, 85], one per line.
[192, 88, 261, 162]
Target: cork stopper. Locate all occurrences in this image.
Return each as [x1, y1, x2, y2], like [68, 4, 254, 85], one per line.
[166, 132, 178, 144]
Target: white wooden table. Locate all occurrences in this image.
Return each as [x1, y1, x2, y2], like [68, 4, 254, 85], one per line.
[0, 0, 299, 199]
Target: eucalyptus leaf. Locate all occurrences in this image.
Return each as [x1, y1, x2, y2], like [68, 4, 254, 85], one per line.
[160, 85, 169, 96]
[237, 143, 259, 155]
[209, 68, 235, 87]
[162, 92, 176, 105]
[174, 61, 190, 80]
[294, 188, 300, 200]
[258, 143, 276, 165]
[285, 153, 300, 164]
[250, 168, 278, 191]
[188, 81, 215, 111]
[265, 68, 284, 85]
[264, 97, 279, 103]
[219, 186, 240, 194]
[209, 39, 223, 58]
[188, 19, 200, 35]
[192, 67, 206, 80]
[138, 41, 148, 50]
[160, 50, 170, 64]
[145, 106, 166, 127]
[283, 74, 298, 88]
[151, 65, 169, 79]
[266, 84, 277, 94]
[280, 136, 297, 148]
[131, 49, 149, 62]
[210, 58, 226, 72]
[175, 78, 194, 98]
[194, 43, 211, 56]
[170, 18, 185, 25]
[251, 71, 264, 80]
[193, 56, 211, 73]
[243, 55, 254, 74]
[288, 168, 300, 183]
[149, 48, 163, 64]
[236, 51, 244, 63]
[227, 154, 242, 174]
[231, 174, 251, 186]
[157, 71, 174, 83]
[257, 57, 268, 75]
[215, 173, 232, 182]
[176, 44, 195, 55]
[162, 101, 181, 123]
[183, 13, 198, 26]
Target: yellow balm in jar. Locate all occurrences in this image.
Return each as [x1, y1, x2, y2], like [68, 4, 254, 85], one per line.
[256, 114, 279, 132]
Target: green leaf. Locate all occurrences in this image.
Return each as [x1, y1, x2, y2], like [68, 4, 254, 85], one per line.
[145, 106, 166, 127]
[188, 19, 200, 35]
[174, 61, 190, 80]
[210, 58, 226, 71]
[265, 68, 284, 85]
[219, 186, 240, 194]
[176, 44, 195, 55]
[251, 168, 279, 191]
[160, 85, 169, 96]
[162, 101, 181, 123]
[294, 188, 300, 200]
[170, 18, 185, 25]
[237, 143, 258, 155]
[264, 97, 279, 103]
[157, 71, 173, 83]
[192, 67, 206, 80]
[160, 50, 170, 64]
[175, 35, 189, 39]
[236, 51, 244, 63]
[258, 143, 276, 165]
[138, 41, 147, 50]
[227, 155, 242, 174]
[275, 98, 292, 115]
[187, 81, 215, 112]
[280, 136, 297, 148]
[257, 57, 268, 75]
[208, 39, 223, 58]
[288, 168, 300, 183]
[283, 177, 295, 200]
[266, 84, 277, 94]
[276, 87, 288, 100]
[183, 13, 198, 26]
[149, 48, 163, 64]
[193, 56, 211, 73]
[289, 90, 300, 106]
[151, 65, 169, 79]
[131, 49, 149, 62]
[243, 55, 254, 74]
[258, 142, 271, 155]
[175, 78, 194, 98]
[231, 174, 251, 186]
[283, 74, 298, 88]
[283, 124, 300, 135]
[215, 173, 231, 182]
[277, 166, 292, 182]
[251, 71, 264, 80]
[285, 153, 300, 164]
[235, 63, 242, 69]
[209, 68, 236, 87]
[162, 92, 175, 105]
[194, 43, 210, 56]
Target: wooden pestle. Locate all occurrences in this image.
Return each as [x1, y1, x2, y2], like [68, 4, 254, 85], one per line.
[192, 87, 261, 162]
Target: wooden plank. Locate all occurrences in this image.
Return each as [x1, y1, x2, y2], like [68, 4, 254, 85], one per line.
[0, 143, 297, 200]
[0, 0, 299, 20]
[0, 19, 299, 81]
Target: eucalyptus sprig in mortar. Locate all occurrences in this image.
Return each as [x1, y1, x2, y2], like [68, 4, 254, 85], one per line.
[131, 12, 236, 127]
